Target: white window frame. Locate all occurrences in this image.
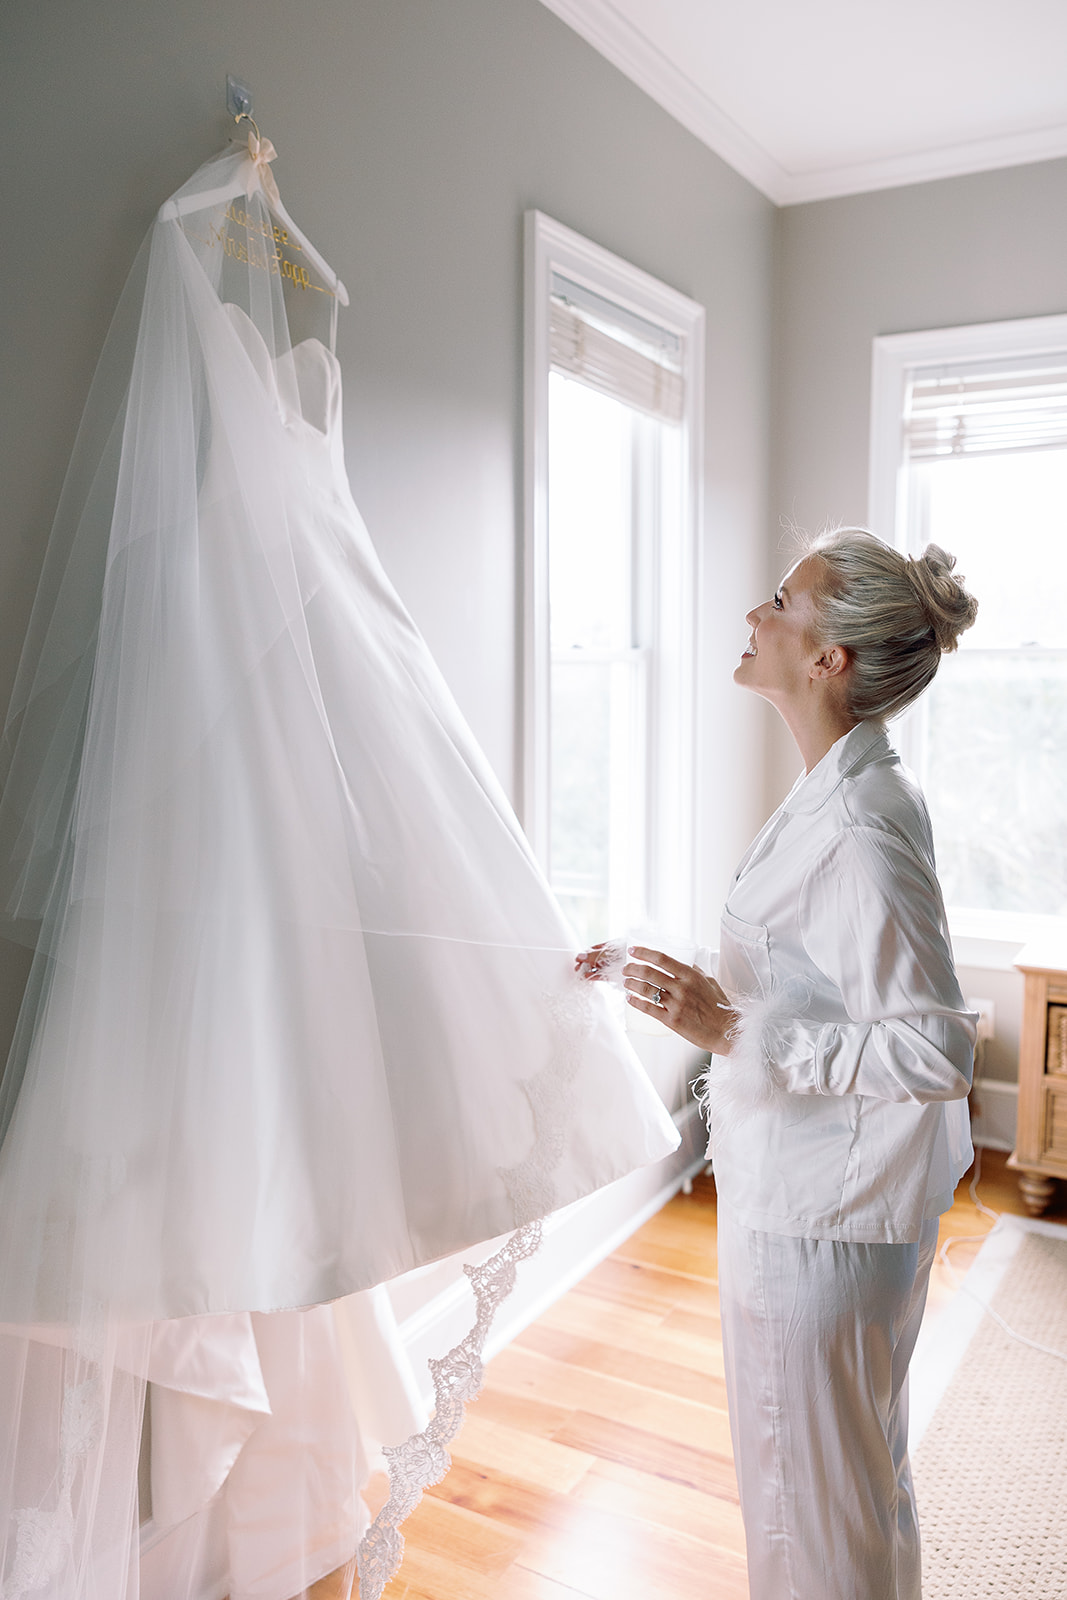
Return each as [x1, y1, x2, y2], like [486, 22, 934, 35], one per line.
[869, 312, 1067, 956]
[523, 210, 705, 939]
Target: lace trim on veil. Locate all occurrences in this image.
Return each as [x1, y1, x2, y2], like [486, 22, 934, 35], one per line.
[3, 1377, 101, 1600]
[355, 984, 589, 1600]
[3, 1165, 116, 1600]
[3, 1306, 107, 1600]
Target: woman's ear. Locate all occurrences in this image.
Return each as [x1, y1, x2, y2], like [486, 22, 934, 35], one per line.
[810, 644, 850, 681]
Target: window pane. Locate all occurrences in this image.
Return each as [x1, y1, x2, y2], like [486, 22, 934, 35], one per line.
[549, 655, 645, 946]
[910, 446, 1067, 917]
[919, 450, 1067, 650]
[547, 371, 650, 944]
[550, 659, 610, 924]
[548, 374, 633, 651]
[923, 652, 1067, 916]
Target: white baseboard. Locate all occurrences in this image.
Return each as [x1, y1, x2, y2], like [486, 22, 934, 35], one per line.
[971, 1077, 1018, 1154]
[395, 1101, 707, 1403]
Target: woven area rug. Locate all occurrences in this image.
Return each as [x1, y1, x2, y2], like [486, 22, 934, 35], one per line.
[909, 1215, 1067, 1599]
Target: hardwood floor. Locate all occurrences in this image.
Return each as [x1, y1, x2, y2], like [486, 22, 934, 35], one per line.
[368, 1149, 1061, 1600]
[925, 1143, 1062, 1324]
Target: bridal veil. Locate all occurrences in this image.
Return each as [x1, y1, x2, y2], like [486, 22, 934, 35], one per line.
[0, 135, 678, 1599]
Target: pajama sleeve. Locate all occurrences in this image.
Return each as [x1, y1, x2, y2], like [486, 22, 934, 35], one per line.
[755, 825, 975, 1103]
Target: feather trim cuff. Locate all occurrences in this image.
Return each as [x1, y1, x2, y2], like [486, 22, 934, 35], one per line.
[692, 978, 812, 1154]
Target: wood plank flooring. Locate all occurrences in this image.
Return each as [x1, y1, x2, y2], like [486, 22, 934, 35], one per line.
[368, 1149, 1060, 1600]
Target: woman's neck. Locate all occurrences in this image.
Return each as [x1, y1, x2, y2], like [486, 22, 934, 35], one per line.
[779, 700, 859, 774]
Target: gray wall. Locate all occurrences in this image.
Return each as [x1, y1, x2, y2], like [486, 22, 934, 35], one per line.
[0, 0, 776, 1039]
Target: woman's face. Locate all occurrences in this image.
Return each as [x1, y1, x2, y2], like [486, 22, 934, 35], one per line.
[734, 557, 827, 706]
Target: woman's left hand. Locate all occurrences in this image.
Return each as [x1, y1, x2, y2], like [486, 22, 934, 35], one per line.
[623, 946, 738, 1054]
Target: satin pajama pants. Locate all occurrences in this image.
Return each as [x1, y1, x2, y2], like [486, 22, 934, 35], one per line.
[716, 1210, 939, 1600]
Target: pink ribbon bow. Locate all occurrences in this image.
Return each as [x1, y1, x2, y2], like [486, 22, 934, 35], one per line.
[245, 131, 281, 209]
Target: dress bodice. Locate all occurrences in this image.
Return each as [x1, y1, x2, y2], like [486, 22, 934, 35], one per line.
[221, 300, 342, 449]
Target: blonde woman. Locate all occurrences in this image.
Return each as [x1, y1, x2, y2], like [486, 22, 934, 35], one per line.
[581, 529, 978, 1600]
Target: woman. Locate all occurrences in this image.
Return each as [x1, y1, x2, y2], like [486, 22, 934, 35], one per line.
[580, 529, 978, 1600]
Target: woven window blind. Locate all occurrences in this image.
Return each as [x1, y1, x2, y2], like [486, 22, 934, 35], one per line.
[549, 273, 684, 423]
[904, 357, 1067, 461]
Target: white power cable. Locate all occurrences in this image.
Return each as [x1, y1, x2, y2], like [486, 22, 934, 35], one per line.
[935, 1038, 1067, 1363]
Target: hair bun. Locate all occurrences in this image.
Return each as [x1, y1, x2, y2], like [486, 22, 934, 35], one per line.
[907, 545, 978, 652]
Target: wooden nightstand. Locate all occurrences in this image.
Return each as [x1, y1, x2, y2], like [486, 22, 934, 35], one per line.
[1008, 946, 1067, 1215]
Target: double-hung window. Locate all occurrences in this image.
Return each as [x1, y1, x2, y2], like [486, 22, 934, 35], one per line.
[524, 213, 704, 948]
[870, 315, 1067, 933]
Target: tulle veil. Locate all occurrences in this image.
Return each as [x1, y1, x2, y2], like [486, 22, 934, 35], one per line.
[0, 135, 678, 1599]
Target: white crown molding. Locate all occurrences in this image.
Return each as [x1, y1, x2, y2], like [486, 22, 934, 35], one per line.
[538, 0, 1067, 207]
[536, 0, 792, 203]
[784, 120, 1067, 206]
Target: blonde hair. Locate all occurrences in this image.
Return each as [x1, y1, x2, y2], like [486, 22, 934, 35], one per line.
[801, 528, 978, 722]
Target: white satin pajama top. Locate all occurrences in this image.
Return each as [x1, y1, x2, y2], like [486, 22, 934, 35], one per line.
[707, 720, 976, 1245]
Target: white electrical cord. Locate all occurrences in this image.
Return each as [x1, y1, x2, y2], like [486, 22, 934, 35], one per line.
[936, 1038, 1067, 1363]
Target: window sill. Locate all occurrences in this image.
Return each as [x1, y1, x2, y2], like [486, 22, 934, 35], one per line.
[949, 907, 1067, 972]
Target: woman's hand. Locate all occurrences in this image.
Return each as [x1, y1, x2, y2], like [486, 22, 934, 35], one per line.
[574, 942, 620, 980]
[623, 946, 737, 1054]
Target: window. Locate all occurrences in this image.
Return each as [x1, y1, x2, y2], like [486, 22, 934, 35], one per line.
[524, 213, 704, 947]
[870, 315, 1067, 932]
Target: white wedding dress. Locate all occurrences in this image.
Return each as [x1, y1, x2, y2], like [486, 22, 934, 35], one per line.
[0, 136, 677, 1600]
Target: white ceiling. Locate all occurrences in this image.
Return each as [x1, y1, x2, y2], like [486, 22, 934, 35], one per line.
[538, 0, 1067, 204]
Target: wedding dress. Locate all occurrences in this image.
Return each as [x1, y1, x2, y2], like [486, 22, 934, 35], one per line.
[0, 135, 677, 1600]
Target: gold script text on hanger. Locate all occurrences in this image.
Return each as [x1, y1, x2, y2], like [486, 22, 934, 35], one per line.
[157, 140, 350, 309]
